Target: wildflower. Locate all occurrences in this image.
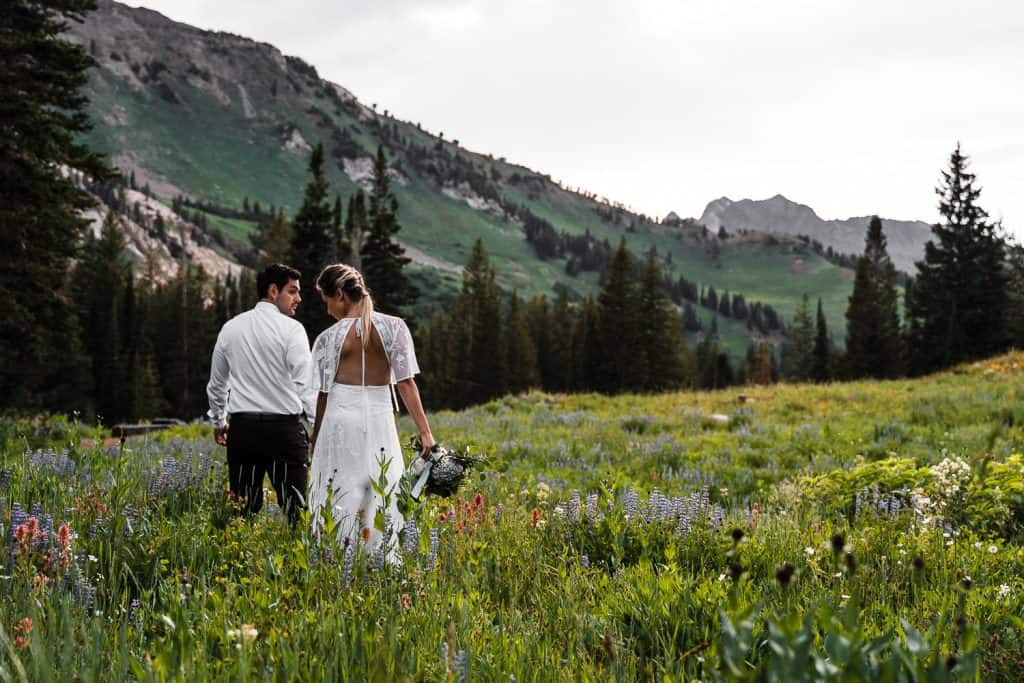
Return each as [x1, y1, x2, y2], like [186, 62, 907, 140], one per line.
[472, 493, 484, 509]
[998, 584, 1011, 600]
[401, 520, 420, 556]
[241, 624, 258, 641]
[530, 508, 541, 528]
[718, 573, 727, 582]
[776, 563, 795, 588]
[13, 637, 27, 650]
[427, 528, 440, 571]
[831, 533, 845, 554]
[988, 545, 998, 554]
[581, 555, 590, 568]
[452, 649, 468, 681]
[14, 618, 32, 635]
[804, 547, 815, 556]
[361, 526, 371, 542]
[341, 544, 355, 588]
[401, 593, 412, 609]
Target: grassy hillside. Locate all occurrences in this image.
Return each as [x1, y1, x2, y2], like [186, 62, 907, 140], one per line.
[72, 1, 858, 357]
[3, 354, 1022, 678]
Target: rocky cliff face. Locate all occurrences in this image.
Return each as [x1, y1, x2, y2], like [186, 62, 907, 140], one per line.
[698, 195, 932, 273]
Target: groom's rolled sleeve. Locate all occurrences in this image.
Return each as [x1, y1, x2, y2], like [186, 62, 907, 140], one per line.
[206, 332, 230, 425]
[286, 324, 315, 420]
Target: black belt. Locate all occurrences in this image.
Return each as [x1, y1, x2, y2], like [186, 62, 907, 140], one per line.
[229, 412, 302, 423]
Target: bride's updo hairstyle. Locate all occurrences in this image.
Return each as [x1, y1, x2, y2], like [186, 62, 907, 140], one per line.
[316, 264, 375, 345]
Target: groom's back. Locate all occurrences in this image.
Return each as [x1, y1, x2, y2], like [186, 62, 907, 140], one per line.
[210, 301, 311, 418]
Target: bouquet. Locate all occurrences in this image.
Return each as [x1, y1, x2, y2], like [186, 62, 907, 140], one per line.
[404, 436, 481, 499]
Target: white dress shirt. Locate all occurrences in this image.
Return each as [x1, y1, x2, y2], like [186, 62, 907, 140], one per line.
[206, 301, 315, 424]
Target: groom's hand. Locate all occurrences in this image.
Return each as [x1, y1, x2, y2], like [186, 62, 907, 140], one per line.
[214, 424, 229, 446]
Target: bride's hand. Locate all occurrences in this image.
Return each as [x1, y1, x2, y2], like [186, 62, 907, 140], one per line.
[420, 432, 436, 456]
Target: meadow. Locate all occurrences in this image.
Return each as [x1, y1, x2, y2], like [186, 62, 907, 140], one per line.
[2, 354, 1023, 681]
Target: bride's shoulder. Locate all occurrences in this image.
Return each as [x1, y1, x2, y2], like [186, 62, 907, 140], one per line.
[371, 312, 406, 328]
[313, 318, 351, 348]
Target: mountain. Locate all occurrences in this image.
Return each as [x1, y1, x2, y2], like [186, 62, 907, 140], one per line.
[66, 0, 862, 355]
[697, 195, 932, 273]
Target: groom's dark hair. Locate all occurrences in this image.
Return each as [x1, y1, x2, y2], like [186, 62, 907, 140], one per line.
[257, 263, 301, 299]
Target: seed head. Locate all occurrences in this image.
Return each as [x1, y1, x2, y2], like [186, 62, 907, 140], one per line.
[776, 563, 796, 588]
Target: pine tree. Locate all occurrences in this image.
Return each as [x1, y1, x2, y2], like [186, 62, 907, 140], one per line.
[331, 193, 348, 262]
[905, 145, 1010, 374]
[748, 343, 777, 385]
[289, 143, 335, 339]
[525, 295, 554, 390]
[0, 0, 110, 411]
[595, 239, 643, 392]
[845, 216, 902, 378]
[812, 298, 831, 382]
[682, 302, 702, 332]
[457, 240, 505, 405]
[505, 291, 539, 395]
[547, 287, 574, 391]
[71, 213, 131, 421]
[637, 251, 690, 390]
[259, 209, 292, 268]
[718, 290, 731, 318]
[570, 297, 601, 391]
[781, 293, 815, 381]
[361, 145, 418, 314]
[345, 192, 368, 269]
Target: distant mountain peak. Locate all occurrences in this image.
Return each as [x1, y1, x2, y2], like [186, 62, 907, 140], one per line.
[697, 195, 931, 272]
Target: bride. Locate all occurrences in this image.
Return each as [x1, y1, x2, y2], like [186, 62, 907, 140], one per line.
[307, 263, 435, 556]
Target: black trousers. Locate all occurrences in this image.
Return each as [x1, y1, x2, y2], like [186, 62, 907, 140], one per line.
[226, 415, 309, 525]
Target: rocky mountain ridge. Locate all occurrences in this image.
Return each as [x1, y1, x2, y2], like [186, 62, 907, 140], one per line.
[696, 195, 932, 273]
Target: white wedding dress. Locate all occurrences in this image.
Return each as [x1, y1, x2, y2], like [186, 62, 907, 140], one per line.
[307, 313, 420, 558]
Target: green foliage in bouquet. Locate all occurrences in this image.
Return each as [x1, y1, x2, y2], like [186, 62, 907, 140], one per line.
[402, 435, 485, 500]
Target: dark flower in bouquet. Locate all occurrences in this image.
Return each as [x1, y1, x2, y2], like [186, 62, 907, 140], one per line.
[404, 435, 482, 499]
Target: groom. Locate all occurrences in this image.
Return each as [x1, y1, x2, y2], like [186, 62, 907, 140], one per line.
[206, 263, 315, 525]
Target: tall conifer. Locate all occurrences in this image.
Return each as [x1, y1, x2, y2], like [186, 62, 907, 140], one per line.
[1, 0, 110, 410]
[905, 145, 1010, 374]
[361, 145, 418, 314]
[289, 143, 335, 339]
[845, 216, 902, 378]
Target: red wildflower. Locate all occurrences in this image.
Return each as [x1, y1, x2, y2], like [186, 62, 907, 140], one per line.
[473, 493, 484, 509]
[14, 618, 32, 635]
[13, 636, 27, 650]
[400, 593, 412, 609]
[530, 507, 542, 528]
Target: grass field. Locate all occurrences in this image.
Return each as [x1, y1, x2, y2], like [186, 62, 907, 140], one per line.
[2, 353, 1023, 680]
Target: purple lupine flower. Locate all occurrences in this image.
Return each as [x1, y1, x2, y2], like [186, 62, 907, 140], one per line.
[427, 528, 440, 570]
[492, 503, 504, 524]
[452, 649, 468, 681]
[401, 520, 420, 556]
[567, 491, 581, 524]
[585, 494, 599, 523]
[370, 547, 385, 573]
[622, 489, 639, 520]
[341, 544, 355, 587]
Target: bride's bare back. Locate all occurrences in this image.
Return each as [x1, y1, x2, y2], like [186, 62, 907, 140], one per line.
[333, 320, 391, 386]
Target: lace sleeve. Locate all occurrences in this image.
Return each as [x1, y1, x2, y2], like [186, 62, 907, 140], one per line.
[311, 329, 334, 394]
[389, 319, 420, 382]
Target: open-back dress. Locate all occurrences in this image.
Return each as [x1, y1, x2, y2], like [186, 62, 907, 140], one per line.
[308, 313, 419, 556]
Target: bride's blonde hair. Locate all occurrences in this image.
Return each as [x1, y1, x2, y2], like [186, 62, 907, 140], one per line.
[316, 264, 374, 346]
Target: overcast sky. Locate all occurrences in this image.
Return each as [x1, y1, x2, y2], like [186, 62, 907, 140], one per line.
[139, 0, 1024, 239]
